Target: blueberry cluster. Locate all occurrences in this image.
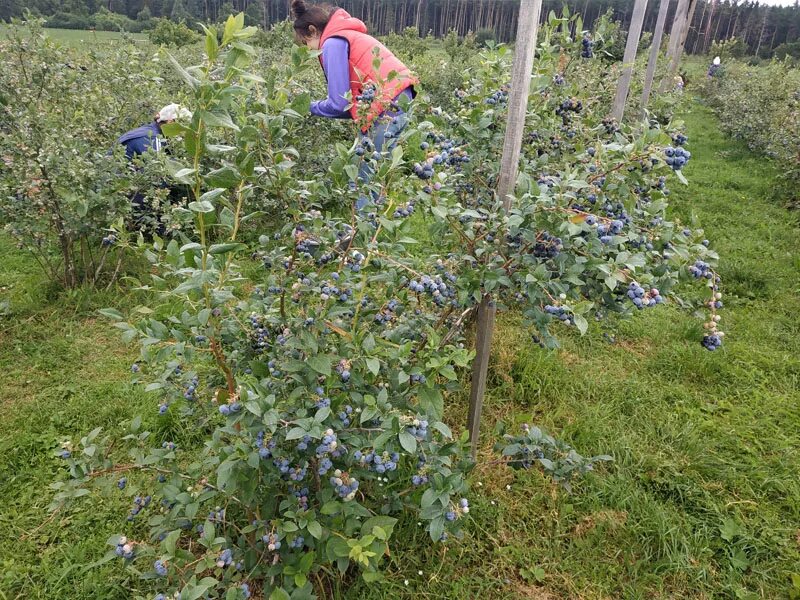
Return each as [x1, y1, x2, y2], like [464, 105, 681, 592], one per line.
[262, 533, 281, 552]
[702, 333, 723, 350]
[555, 98, 583, 123]
[581, 35, 594, 58]
[602, 117, 620, 135]
[553, 74, 566, 86]
[314, 388, 331, 409]
[330, 469, 360, 500]
[320, 280, 353, 303]
[406, 418, 429, 440]
[353, 449, 400, 474]
[183, 375, 199, 401]
[218, 400, 241, 416]
[626, 282, 664, 309]
[127, 493, 152, 521]
[255, 431, 276, 459]
[485, 85, 509, 105]
[411, 475, 428, 486]
[316, 428, 339, 456]
[208, 506, 225, 522]
[290, 536, 305, 549]
[532, 231, 563, 259]
[375, 298, 401, 325]
[413, 160, 435, 180]
[216, 548, 234, 568]
[241, 583, 252, 599]
[338, 405, 353, 426]
[355, 83, 376, 105]
[446, 498, 470, 521]
[672, 133, 688, 146]
[354, 137, 374, 157]
[544, 304, 574, 324]
[117, 477, 127, 490]
[410, 373, 427, 384]
[162, 441, 176, 451]
[393, 199, 416, 218]
[293, 225, 319, 257]
[154, 559, 168, 577]
[664, 146, 691, 170]
[289, 485, 310, 510]
[413, 133, 470, 181]
[702, 287, 725, 350]
[453, 89, 467, 102]
[689, 260, 712, 279]
[114, 537, 135, 559]
[408, 274, 454, 305]
[101, 234, 117, 247]
[336, 359, 352, 383]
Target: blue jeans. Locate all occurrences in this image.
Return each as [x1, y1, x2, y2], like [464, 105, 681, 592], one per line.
[355, 112, 409, 211]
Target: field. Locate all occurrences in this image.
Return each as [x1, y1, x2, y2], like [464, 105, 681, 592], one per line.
[1, 99, 799, 598]
[0, 26, 146, 45]
[2, 12, 800, 600]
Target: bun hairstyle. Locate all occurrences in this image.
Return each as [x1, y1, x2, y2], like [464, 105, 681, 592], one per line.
[291, 0, 334, 41]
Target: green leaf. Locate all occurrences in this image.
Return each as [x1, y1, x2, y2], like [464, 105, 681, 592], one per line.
[98, 308, 124, 321]
[163, 529, 181, 556]
[199, 110, 240, 131]
[183, 577, 219, 600]
[166, 51, 199, 89]
[199, 188, 227, 203]
[573, 314, 588, 335]
[307, 520, 323, 539]
[398, 431, 417, 454]
[307, 355, 331, 376]
[286, 427, 307, 441]
[206, 166, 241, 189]
[188, 201, 215, 213]
[269, 589, 291, 600]
[209, 243, 247, 255]
[365, 357, 380, 376]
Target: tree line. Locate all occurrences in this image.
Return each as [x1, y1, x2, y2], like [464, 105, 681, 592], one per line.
[3, 0, 799, 57]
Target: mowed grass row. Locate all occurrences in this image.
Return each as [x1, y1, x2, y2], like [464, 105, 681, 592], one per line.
[1, 101, 798, 599]
[0, 26, 147, 45]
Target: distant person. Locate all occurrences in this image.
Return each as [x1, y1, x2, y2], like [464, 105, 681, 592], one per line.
[116, 103, 191, 160]
[290, 0, 418, 209]
[707, 56, 721, 78]
[115, 103, 192, 232]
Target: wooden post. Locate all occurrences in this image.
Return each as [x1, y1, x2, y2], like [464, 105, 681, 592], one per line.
[610, 0, 649, 122]
[467, 0, 542, 459]
[641, 0, 670, 110]
[660, 0, 689, 91]
[675, 0, 698, 66]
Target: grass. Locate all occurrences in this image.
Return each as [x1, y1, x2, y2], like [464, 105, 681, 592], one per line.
[0, 26, 147, 46]
[1, 101, 799, 599]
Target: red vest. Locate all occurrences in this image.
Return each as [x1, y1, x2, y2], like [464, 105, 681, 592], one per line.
[319, 9, 417, 130]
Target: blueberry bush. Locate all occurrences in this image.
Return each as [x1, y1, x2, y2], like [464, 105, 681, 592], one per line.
[702, 58, 800, 204]
[0, 19, 183, 288]
[47, 11, 725, 599]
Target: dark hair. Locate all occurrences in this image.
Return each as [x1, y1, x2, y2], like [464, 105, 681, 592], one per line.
[291, 0, 333, 41]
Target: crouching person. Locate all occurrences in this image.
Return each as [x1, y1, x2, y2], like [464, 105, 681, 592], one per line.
[115, 103, 192, 234]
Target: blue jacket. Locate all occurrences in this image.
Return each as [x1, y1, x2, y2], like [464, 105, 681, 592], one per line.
[117, 121, 163, 160]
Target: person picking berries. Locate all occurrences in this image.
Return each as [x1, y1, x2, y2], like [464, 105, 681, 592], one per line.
[291, 0, 418, 208]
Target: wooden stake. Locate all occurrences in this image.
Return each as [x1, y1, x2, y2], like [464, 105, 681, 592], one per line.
[660, 0, 690, 92]
[611, 0, 649, 122]
[641, 0, 670, 111]
[467, 0, 542, 459]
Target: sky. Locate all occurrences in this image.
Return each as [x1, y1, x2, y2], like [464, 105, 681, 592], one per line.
[755, 0, 797, 5]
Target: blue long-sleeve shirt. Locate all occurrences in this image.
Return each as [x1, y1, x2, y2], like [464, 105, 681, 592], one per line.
[311, 38, 353, 119]
[116, 121, 163, 159]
